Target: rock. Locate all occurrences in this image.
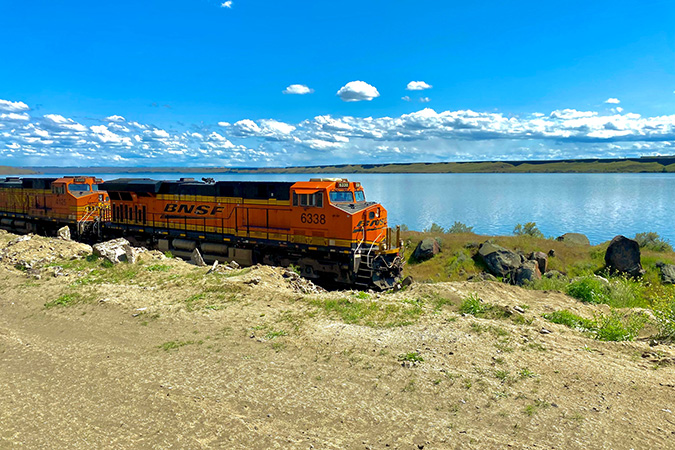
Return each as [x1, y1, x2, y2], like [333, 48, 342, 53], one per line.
[540, 328, 552, 334]
[513, 305, 525, 313]
[467, 272, 498, 282]
[93, 238, 130, 264]
[8, 235, 31, 246]
[604, 235, 645, 277]
[412, 238, 441, 262]
[57, 226, 71, 241]
[123, 243, 145, 264]
[543, 270, 565, 279]
[656, 262, 675, 284]
[556, 233, 590, 246]
[207, 260, 219, 274]
[529, 251, 548, 274]
[548, 249, 556, 257]
[513, 260, 542, 286]
[191, 248, 206, 266]
[477, 241, 522, 277]
[229, 260, 240, 269]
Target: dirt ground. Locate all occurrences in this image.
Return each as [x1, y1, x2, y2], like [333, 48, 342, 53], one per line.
[0, 231, 674, 449]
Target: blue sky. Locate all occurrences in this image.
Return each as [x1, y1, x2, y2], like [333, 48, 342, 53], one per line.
[0, 0, 674, 167]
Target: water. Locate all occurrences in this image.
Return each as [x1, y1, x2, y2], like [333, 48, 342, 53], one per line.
[4, 171, 675, 245]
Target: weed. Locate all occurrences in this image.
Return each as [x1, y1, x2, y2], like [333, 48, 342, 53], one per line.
[494, 369, 510, 382]
[354, 291, 370, 300]
[264, 330, 288, 339]
[518, 368, 537, 379]
[566, 277, 608, 304]
[271, 342, 286, 352]
[653, 292, 675, 341]
[543, 310, 595, 331]
[147, 264, 171, 272]
[398, 352, 424, 363]
[524, 399, 550, 416]
[402, 379, 417, 392]
[288, 264, 301, 275]
[164, 251, 174, 258]
[459, 293, 486, 315]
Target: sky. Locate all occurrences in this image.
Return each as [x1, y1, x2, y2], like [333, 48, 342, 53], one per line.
[0, 0, 674, 167]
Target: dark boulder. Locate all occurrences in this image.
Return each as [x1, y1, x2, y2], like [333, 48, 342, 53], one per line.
[411, 238, 441, 262]
[529, 251, 548, 274]
[556, 233, 590, 246]
[513, 260, 542, 286]
[656, 262, 675, 284]
[477, 241, 522, 277]
[604, 235, 645, 277]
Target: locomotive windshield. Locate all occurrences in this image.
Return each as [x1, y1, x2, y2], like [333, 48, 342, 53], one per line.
[68, 184, 91, 192]
[329, 191, 354, 203]
[355, 190, 365, 202]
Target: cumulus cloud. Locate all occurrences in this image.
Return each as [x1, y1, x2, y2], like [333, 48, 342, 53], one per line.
[0, 99, 29, 112]
[420, 97, 431, 103]
[337, 81, 380, 102]
[406, 81, 432, 91]
[221, 1, 232, 8]
[605, 98, 621, 104]
[3, 96, 675, 168]
[283, 84, 314, 95]
[401, 96, 411, 102]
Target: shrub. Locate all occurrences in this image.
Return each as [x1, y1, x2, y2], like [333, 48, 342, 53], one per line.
[594, 311, 646, 342]
[634, 232, 673, 252]
[653, 293, 675, 341]
[566, 277, 609, 304]
[424, 223, 445, 234]
[447, 221, 474, 234]
[513, 222, 544, 238]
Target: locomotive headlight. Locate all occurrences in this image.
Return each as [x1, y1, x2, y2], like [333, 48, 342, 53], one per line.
[376, 207, 380, 218]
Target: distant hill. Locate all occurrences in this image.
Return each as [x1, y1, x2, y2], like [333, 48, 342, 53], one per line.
[0, 166, 38, 175]
[26, 155, 675, 174]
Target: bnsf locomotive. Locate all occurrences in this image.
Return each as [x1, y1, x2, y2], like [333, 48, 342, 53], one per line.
[0, 176, 404, 289]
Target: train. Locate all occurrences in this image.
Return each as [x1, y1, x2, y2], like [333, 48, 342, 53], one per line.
[0, 175, 404, 290]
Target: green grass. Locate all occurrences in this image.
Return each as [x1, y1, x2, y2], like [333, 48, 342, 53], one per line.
[147, 264, 171, 272]
[44, 293, 83, 308]
[459, 294, 511, 319]
[543, 309, 647, 342]
[543, 310, 595, 331]
[158, 340, 198, 351]
[309, 296, 423, 328]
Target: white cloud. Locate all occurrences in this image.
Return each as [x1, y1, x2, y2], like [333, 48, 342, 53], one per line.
[0, 99, 29, 112]
[337, 81, 380, 102]
[604, 98, 621, 104]
[420, 97, 431, 103]
[401, 96, 411, 102]
[105, 115, 126, 122]
[283, 84, 314, 95]
[221, 1, 232, 8]
[0, 113, 29, 121]
[406, 81, 432, 91]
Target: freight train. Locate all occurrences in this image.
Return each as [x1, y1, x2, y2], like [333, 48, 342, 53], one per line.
[0, 176, 404, 290]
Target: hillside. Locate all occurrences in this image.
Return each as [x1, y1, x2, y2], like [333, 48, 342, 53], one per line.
[0, 231, 674, 449]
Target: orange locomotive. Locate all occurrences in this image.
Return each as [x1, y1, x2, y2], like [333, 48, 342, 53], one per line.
[100, 177, 404, 289]
[0, 176, 110, 237]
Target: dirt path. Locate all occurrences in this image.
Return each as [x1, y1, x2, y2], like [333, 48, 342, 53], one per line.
[0, 235, 674, 449]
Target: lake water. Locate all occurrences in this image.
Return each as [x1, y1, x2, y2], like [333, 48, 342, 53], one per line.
[4, 171, 675, 245]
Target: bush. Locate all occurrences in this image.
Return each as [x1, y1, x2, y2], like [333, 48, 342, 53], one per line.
[634, 232, 673, 252]
[424, 223, 445, 234]
[653, 293, 675, 341]
[594, 311, 646, 342]
[566, 277, 609, 304]
[513, 222, 544, 238]
[447, 221, 474, 234]
[458, 293, 486, 316]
